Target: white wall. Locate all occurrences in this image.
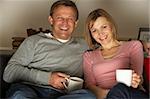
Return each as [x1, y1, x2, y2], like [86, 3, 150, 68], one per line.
[0, 0, 149, 50]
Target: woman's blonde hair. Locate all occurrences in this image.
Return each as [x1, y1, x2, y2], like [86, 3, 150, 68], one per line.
[84, 8, 118, 50]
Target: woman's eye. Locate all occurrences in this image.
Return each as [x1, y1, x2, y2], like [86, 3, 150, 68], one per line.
[91, 29, 96, 33]
[103, 26, 107, 28]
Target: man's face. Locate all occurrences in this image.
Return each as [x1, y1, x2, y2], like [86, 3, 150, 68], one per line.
[48, 5, 78, 40]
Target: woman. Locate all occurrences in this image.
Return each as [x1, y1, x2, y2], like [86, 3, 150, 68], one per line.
[83, 8, 148, 99]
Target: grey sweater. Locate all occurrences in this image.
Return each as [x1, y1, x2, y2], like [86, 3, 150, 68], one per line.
[3, 33, 88, 88]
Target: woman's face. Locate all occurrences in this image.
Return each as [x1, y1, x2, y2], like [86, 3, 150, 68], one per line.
[90, 17, 114, 45]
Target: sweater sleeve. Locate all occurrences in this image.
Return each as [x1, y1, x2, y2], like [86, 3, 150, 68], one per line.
[3, 37, 50, 85]
[83, 52, 96, 85]
[130, 41, 144, 75]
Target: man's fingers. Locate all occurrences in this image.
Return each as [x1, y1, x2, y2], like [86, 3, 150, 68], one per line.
[57, 72, 70, 78]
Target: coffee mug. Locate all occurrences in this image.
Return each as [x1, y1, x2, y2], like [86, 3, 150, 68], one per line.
[63, 77, 83, 92]
[116, 69, 132, 86]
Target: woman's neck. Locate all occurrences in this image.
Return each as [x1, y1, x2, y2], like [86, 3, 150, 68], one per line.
[101, 40, 120, 50]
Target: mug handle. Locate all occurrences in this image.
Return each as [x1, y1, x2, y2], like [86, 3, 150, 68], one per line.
[62, 82, 68, 89]
[62, 78, 69, 89]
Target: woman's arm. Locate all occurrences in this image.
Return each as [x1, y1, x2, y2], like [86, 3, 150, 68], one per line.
[130, 41, 143, 75]
[130, 41, 144, 88]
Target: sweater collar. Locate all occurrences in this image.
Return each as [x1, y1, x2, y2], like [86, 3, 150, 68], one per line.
[41, 32, 73, 43]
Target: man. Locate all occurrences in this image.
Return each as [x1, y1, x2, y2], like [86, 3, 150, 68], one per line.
[3, 0, 95, 99]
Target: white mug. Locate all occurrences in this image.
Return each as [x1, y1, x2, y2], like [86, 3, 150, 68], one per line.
[63, 77, 83, 92]
[116, 69, 132, 87]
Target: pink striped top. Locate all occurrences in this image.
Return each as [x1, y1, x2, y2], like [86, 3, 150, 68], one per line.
[83, 40, 143, 89]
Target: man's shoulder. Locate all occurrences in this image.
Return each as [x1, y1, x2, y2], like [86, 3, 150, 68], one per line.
[25, 33, 47, 41]
[73, 37, 86, 43]
[72, 37, 89, 50]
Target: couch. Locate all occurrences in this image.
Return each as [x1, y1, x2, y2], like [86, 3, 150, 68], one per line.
[0, 50, 149, 98]
[0, 50, 14, 98]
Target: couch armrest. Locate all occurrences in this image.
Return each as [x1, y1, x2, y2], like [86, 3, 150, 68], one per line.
[0, 51, 14, 98]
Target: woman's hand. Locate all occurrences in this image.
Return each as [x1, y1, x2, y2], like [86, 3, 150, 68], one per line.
[131, 70, 142, 88]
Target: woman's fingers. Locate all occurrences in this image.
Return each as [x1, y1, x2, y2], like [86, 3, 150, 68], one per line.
[131, 72, 141, 88]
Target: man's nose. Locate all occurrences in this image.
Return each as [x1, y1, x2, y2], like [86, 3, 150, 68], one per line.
[62, 18, 69, 24]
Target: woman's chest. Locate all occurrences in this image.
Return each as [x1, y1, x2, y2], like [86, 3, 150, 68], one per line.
[91, 52, 131, 74]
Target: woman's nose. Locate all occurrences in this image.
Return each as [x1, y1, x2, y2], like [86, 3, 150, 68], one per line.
[97, 30, 104, 35]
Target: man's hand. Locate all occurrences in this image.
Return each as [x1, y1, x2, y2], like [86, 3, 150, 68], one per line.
[49, 72, 70, 89]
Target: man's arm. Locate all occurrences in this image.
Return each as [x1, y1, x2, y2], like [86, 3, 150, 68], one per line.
[3, 37, 50, 85]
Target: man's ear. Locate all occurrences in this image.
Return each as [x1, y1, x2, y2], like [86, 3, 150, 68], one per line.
[48, 16, 53, 25]
[75, 20, 78, 28]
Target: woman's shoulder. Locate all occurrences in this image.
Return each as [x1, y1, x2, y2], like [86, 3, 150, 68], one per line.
[121, 40, 143, 50]
[84, 48, 100, 57]
[125, 40, 142, 47]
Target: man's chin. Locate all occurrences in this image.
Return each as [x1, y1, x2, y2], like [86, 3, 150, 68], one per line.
[59, 34, 72, 39]
[58, 36, 71, 40]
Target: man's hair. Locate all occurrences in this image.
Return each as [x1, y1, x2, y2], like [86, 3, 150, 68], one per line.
[50, 0, 79, 21]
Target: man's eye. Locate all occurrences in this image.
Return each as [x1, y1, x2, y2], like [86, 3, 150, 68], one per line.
[68, 17, 75, 22]
[68, 18, 73, 20]
[56, 17, 63, 20]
